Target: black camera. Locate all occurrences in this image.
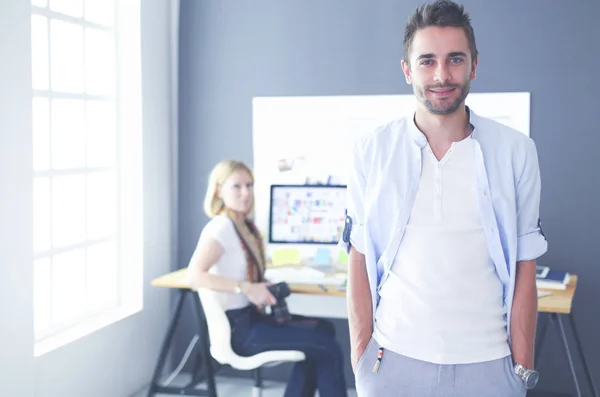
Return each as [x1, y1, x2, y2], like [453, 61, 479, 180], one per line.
[266, 282, 292, 325]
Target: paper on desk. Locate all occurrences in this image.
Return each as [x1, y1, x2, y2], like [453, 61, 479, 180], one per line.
[265, 267, 346, 286]
[271, 248, 302, 266]
[336, 249, 348, 265]
[313, 247, 331, 265]
[537, 290, 552, 298]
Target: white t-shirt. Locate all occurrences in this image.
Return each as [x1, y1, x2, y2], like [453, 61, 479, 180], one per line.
[373, 138, 510, 364]
[194, 214, 251, 311]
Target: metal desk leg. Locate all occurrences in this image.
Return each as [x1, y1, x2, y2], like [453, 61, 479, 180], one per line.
[535, 314, 550, 364]
[555, 313, 583, 397]
[187, 336, 205, 387]
[191, 291, 217, 397]
[147, 290, 186, 397]
[568, 313, 600, 397]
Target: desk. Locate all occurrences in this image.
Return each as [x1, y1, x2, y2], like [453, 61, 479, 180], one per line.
[149, 269, 597, 397]
[147, 270, 216, 397]
[534, 276, 598, 397]
[537, 275, 577, 314]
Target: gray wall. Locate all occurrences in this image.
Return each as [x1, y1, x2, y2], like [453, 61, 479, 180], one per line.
[0, 0, 35, 395]
[1, 1, 175, 396]
[178, 0, 600, 394]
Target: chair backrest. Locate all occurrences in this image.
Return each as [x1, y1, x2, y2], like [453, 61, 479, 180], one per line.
[196, 288, 239, 365]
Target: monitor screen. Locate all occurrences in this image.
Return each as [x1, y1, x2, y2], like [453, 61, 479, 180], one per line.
[268, 184, 347, 244]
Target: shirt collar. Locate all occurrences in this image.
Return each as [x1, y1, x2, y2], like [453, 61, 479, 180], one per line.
[408, 106, 479, 147]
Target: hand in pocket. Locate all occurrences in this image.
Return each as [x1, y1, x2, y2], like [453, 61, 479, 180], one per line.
[352, 338, 370, 373]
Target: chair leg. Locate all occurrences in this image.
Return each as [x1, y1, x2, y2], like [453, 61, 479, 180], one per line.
[252, 368, 262, 397]
[254, 368, 262, 388]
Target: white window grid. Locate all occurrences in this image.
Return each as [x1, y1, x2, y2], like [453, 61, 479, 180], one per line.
[31, 0, 129, 343]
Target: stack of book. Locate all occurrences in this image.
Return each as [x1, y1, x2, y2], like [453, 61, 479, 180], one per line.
[536, 266, 570, 290]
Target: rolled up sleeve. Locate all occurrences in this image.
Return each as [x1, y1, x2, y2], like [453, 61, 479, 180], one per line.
[516, 138, 548, 262]
[339, 141, 367, 255]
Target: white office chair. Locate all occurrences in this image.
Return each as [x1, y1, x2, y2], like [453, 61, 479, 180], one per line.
[197, 288, 305, 397]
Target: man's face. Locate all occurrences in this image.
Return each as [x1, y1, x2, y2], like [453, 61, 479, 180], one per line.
[402, 26, 477, 115]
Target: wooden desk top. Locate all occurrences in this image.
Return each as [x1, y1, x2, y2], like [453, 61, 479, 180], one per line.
[152, 268, 577, 314]
[150, 268, 348, 297]
[151, 268, 191, 289]
[538, 275, 577, 314]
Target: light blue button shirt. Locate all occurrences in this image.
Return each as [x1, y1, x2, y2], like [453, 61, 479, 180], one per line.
[340, 108, 547, 340]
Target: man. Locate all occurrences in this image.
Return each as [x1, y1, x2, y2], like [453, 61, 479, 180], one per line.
[340, 1, 547, 396]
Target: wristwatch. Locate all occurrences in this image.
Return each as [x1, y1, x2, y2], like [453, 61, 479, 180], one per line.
[233, 281, 244, 295]
[514, 363, 540, 389]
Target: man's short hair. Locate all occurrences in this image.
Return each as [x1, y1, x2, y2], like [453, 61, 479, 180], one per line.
[403, 0, 478, 67]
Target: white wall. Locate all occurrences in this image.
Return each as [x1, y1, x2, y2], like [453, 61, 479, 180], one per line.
[0, 0, 35, 395]
[0, 0, 175, 396]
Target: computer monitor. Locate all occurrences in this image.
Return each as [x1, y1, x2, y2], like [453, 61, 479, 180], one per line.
[268, 184, 347, 244]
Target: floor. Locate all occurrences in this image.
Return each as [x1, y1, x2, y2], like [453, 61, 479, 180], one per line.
[138, 374, 358, 397]
[136, 375, 571, 397]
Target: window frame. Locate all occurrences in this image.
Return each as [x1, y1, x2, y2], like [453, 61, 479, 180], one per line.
[31, 0, 143, 357]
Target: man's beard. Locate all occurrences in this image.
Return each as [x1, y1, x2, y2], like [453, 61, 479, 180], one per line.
[416, 80, 470, 115]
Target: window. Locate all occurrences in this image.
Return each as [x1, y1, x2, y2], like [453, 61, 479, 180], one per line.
[31, 0, 142, 356]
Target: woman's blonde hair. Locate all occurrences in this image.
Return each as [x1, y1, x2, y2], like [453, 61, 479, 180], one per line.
[204, 160, 255, 218]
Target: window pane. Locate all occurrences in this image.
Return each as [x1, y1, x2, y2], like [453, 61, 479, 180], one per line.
[50, 20, 84, 93]
[32, 97, 50, 171]
[52, 249, 86, 325]
[86, 100, 116, 167]
[87, 171, 116, 240]
[85, 28, 115, 96]
[49, 0, 82, 18]
[52, 175, 85, 248]
[51, 99, 85, 169]
[85, 0, 114, 26]
[34, 258, 52, 338]
[33, 177, 51, 253]
[31, 15, 49, 90]
[86, 241, 118, 310]
[32, 0, 48, 7]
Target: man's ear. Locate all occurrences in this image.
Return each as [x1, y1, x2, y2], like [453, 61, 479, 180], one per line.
[470, 56, 478, 80]
[401, 59, 412, 84]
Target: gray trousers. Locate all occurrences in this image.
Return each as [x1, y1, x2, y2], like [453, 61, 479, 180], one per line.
[355, 337, 527, 397]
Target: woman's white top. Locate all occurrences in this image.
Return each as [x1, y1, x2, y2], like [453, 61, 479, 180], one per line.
[192, 214, 251, 311]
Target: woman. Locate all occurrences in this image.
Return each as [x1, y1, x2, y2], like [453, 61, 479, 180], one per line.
[187, 160, 347, 397]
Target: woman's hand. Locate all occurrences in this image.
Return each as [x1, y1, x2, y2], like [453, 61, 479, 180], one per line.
[241, 282, 277, 307]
